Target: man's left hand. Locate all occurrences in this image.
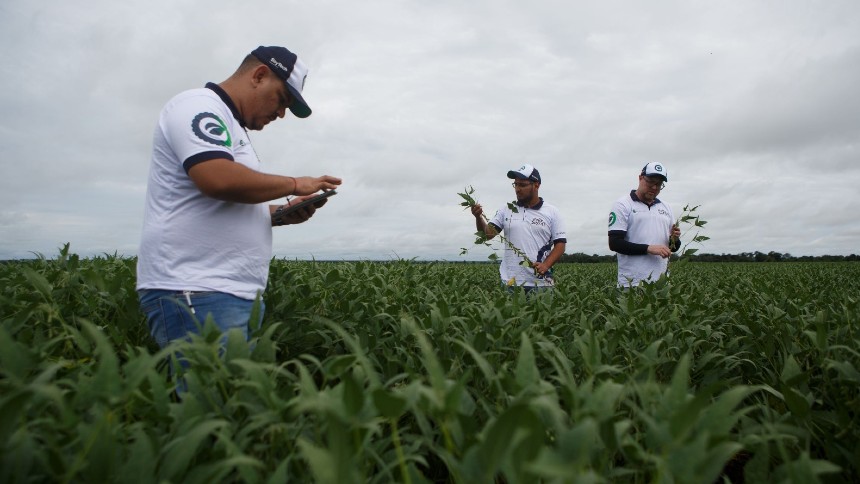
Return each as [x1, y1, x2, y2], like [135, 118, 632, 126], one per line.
[532, 261, 551, 276]
[272, 195, 330, 226]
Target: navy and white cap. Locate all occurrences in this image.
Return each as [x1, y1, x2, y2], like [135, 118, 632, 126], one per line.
[251, 46, 311, 118]
[640, 162, 667, 182]
[507, 164, 541, 183]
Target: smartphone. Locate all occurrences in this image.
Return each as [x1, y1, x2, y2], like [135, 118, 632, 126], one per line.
[279, 190, 337, 215]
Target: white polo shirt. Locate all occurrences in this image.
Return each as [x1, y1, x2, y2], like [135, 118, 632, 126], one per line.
[609, 191, 675, 287]
[489, 199, 567, 287]
[137, 84, 272, 300]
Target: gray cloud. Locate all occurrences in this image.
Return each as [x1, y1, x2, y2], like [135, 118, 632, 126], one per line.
[1, 0, 858, 260]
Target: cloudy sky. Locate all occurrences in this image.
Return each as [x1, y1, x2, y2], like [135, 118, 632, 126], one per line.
[1, 0, 858, 261]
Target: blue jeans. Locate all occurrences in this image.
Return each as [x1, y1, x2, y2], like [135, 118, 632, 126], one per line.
[138, 289, 264, 349]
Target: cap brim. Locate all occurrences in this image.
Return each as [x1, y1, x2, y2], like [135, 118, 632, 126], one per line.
[507, 171, 528, 180]
[287, 84, 312, 118]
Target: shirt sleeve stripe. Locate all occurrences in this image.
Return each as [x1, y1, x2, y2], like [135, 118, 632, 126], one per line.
[183, 151, 234, 173]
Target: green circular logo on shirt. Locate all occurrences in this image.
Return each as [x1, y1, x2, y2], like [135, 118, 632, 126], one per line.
[608, 212, 617, 227]
[192, 112, 232, 147]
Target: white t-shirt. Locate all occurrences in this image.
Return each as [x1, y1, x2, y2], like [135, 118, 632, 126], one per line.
[137, 84, 272, 300]
[609, 192, 675, 287]
[489, 199, 567, 287]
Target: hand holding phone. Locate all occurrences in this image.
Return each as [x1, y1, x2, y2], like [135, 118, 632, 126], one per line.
[280, 190, 337, 215]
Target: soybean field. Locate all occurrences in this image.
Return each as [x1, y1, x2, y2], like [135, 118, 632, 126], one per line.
[1, 247, 858, 483]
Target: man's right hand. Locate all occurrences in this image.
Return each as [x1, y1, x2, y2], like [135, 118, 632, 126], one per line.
[471, 204, 483, 218]
[647, 245, 672, 258]
[292, 176, 342, 196]
[471, 204, 497, 238]
[188, 159, 342, 204]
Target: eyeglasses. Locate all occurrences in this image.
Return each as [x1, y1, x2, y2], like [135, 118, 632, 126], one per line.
[642, 178, 665, 190]
[512, 181, 533, 188]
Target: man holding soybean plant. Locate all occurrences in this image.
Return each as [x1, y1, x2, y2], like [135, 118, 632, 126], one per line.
[469, 164, 567, 294]
[137, 46, 341, 351]
[607, 162, 681, 287]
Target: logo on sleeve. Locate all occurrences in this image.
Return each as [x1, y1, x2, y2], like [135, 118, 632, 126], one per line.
[608, 212, 617, 227]
[191, 112, 232, 147]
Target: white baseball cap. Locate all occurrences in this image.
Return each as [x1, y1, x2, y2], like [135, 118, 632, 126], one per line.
[640, 162, 668, 181]
[507, 164, 542, 183]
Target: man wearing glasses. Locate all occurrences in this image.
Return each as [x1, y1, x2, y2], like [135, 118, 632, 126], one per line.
[608, 162, 681, 287]
[469, 164, 567, 293]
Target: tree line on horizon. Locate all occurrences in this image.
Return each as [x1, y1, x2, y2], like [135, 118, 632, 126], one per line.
[558, 251, 860, 263]
[2, 250, 858, 265]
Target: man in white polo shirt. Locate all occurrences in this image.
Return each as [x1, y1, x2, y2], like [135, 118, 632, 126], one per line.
[137, 45, 341, 351]
[608, 162, 681, 287]
[469, 164, 567, 293]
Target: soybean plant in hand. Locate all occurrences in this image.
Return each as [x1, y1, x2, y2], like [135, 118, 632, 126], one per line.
[458, 186, 536, 273]
[670, 204, 709, 261]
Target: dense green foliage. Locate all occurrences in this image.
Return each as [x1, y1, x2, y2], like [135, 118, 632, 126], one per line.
[1, 246, 858, 483]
